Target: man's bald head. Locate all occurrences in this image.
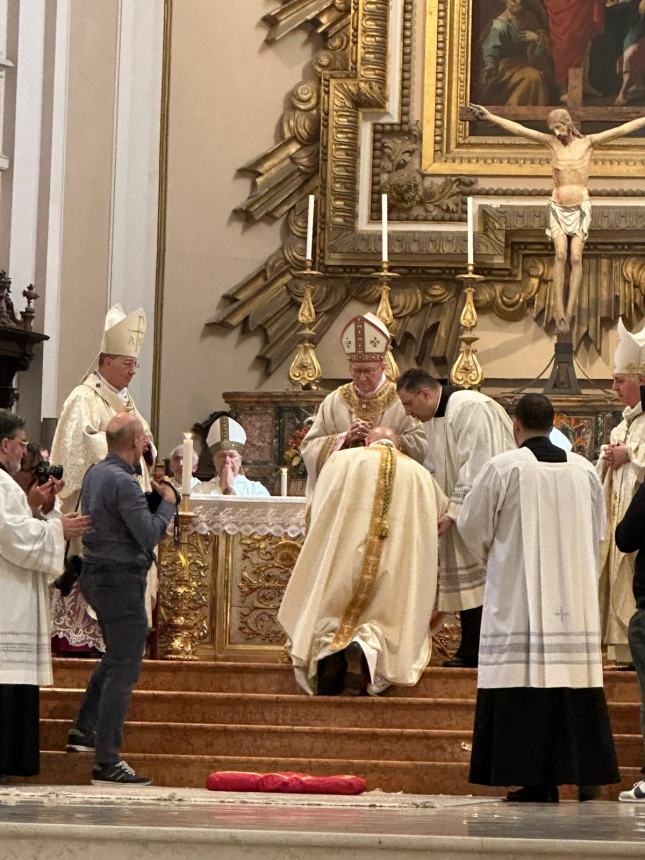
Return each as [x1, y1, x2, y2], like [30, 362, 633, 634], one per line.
[367, 426, 399, 448]
[106, 413, 145, 461]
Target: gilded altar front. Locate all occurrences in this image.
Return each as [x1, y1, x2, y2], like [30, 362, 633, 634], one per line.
[156, 496, 306, 662]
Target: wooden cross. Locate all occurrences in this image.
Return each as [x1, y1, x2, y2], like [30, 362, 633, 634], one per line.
[461, 68, 644, 126]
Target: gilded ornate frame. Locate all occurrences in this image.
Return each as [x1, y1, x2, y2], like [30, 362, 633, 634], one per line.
[422, 0, 645, 177]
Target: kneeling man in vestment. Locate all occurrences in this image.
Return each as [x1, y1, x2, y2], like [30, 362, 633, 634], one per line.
[278, 427, 446, 696]
[458, 394, 619, 802]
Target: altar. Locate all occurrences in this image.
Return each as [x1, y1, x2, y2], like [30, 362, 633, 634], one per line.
[156, 495, 306, 663]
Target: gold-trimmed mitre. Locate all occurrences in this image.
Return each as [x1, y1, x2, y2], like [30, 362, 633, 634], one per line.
[207, 416, 247, 454]
[614, 318, 645, 375]
[341, 312, 390, 362]
[101, 304, 146, 358]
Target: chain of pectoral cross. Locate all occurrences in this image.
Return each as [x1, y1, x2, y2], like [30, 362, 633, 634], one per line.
[461, 68, 643, 127]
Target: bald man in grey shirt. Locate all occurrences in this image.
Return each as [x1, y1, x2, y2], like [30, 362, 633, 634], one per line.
[66, 414, 177, 786]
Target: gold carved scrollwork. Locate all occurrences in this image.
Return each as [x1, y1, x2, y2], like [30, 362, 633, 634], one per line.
[237, 535, 302, 644]
[158, 526, 213, 660]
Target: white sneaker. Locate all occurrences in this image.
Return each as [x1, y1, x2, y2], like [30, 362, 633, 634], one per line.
[619, 780, 645, 802]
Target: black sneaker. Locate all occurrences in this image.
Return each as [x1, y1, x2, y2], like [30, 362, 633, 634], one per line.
[91, 760, 152, 786]
[66, 728, 95, 752]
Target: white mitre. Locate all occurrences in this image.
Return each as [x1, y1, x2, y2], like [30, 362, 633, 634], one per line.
[614, 318, 645, 376]
[83, 304, 146, 380]
[100, 304, 146, 357]
[207, 416, 246, 454]
[341, 312, 390, 362]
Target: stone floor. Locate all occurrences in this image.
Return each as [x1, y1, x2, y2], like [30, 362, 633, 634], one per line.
[1, 786, 645, 859]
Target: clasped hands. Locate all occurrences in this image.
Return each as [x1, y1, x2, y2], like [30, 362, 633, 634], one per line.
[603, 443, 630, 470]
[347, 419, 373, 445]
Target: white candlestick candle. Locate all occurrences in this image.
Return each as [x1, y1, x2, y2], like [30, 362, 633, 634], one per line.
[467, 197, 474, 266]
[381, 193, 389, 263]
[280, 467, 288, 497]
[181, 433, 193, 497]
[305, 195, 315, 262]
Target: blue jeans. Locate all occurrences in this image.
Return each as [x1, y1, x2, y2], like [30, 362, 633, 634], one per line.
[628, 608, 645, 775]
[74, 563, 148, 766]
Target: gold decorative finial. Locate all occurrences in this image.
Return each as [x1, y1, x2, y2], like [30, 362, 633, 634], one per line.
[372, 260, 400, 381]
[450, 264, 485, 389]
[288, 262, 323, 389]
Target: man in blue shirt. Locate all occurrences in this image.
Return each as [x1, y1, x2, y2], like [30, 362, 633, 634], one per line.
[66, 413, 177, 785]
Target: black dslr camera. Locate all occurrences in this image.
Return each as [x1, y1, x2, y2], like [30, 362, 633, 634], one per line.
[34, 462, 64, 485]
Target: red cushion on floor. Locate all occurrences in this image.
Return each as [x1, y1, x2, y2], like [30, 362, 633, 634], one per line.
[206, 770, 366, 795]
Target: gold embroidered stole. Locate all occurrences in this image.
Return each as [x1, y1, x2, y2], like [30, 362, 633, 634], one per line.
[331, 445, 397, 650]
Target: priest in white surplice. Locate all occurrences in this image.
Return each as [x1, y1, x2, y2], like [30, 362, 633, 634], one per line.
[396, 368, 515, 667]
[597, 319, 645, 665]
[457, 394, 619, 802]
[49, 305, 155, 653]
[279, 427, 446, 696]
[300, 313, 426, 495]
[0, 410, 91, 777]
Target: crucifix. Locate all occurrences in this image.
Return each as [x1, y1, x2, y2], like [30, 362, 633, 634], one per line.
[461, 69, 645, 339]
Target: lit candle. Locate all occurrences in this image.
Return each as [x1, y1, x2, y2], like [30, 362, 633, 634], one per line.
[280, 467, 288, 497]
[381, 193, 389, 263]
[181, 433, 193, 497]
[467, 197, 474, 266]
[305, 195, 315, 262]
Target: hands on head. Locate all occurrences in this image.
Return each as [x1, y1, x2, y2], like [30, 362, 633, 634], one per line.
[348, 419, 373, 444]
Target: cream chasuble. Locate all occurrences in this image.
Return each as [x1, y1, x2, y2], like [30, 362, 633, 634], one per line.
[300, 381, 426, 493]
[278, 444, 446, 695]
[49, 373, 156, 649]
[427, 390, 515, 612]
[457, 448, 606, 689]
[0, 468, 64, 685]
[597, 403, 645, 648]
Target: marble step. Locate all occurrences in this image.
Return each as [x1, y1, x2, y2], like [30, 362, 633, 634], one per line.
[40, 688, 642, 733]
[41, 719, 644, 767]
[41, 689, 482, 730]
[30, 750, 641, 801]
[51, 660, 641, 702]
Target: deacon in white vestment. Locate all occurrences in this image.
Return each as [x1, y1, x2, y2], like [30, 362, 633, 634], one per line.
[0, 410, 91, 776]
[300, 313, 426, 495]
[49, 304, 155, 652]
[193, 416, 270, 497]
[457, 394, 619, 801]
[279, 427, 447, 696]
[597, 319, 645, 664]
[397, 368, 515, 667]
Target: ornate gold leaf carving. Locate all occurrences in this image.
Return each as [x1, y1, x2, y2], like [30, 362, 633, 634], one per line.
[157, 527, 213, 660]
[237, 535, 303, 644]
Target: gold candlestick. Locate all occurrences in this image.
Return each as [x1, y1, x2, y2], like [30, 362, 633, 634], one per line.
[450, 263, 485, 389]
[288, 260, 323, 389]
[371, 261, 400, 381]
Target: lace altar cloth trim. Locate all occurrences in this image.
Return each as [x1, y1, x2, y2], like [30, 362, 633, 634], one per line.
[190, 496, 306, 538]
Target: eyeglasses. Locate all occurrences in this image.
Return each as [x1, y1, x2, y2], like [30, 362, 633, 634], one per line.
[107, 357, 139, 370]
[350, 366, 382, 378]
[10, 436, 28, 448]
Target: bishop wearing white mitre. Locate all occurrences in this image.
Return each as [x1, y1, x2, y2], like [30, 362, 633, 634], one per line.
[597, 319, 645, 664]
[194, 416, 269, 497]
[49, 304, 155, 652]
[300, 312, 426, 493]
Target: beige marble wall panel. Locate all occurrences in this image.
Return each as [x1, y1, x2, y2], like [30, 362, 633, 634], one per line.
[56, 0, 119, 409]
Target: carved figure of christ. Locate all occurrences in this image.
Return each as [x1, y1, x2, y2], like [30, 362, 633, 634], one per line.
[470, 104, 645, 334]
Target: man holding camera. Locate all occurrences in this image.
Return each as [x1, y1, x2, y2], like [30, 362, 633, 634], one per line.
[50, 304, 155, 653]
[0, 410, 91, 779]
[66, 413, 177, 785]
